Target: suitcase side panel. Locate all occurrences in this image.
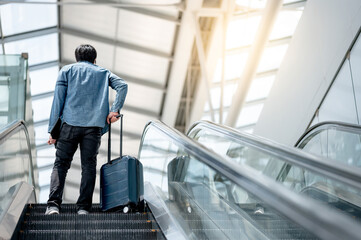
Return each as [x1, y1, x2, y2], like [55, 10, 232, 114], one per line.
[100, 159, 130, 211]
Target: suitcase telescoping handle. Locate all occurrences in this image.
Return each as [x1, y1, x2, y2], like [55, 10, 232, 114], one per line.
[108, 114, 123, 164]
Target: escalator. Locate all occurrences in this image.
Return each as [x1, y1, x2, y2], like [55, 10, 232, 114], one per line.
[2, 120, 361, 239]
[187, 121, 361, 228]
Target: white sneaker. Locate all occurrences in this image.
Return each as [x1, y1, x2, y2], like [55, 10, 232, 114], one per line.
[45, 206, 59, 215]
[77, 209, 89, 215]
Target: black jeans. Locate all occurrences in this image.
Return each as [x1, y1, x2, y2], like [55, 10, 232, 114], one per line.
[47, 123, 102, 211]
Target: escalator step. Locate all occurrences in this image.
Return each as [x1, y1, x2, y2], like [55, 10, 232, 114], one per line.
[192, 229, 244, 240]
[27, 204, 137, 214]
[263, 228, 318, 240]
[25, 213, 152, 221]
[19, 229, 163, 240]
[22, 219, 155, 230]
[256, 219, 304, 229]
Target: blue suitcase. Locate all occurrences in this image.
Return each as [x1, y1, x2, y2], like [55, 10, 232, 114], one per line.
[100, 114, 144, 212]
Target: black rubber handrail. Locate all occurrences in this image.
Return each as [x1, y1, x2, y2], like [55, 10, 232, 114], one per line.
[295, 121, 361, 148]
[140, 120, 361, 240]
[187, 120, 361, 193]
[0, 120, 37, 202]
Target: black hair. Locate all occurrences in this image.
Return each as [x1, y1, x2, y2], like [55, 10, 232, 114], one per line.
[75, 44, 97, 63]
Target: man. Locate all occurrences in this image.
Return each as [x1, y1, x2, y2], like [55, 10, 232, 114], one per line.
[45, 44, 128, 215]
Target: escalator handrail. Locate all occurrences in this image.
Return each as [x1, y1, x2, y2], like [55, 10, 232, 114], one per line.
[140, 120, 361, 240]
[295, 121, 361, 148]
[0, 120, 37, 202]
[187, 120, 361, 193]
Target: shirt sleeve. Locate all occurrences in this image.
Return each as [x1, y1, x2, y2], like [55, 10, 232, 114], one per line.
[48, 68, 68, 134]
[109, 72, 128, 113]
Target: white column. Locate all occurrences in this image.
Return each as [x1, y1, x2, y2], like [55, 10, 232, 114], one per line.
[225, 0, 283, 127]
[161, 0, 204, 127]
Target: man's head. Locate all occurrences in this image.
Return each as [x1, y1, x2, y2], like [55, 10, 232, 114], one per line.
[75, 44, 97, 63]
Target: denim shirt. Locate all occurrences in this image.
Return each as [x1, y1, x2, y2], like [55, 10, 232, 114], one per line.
[48, 61, 128, 135]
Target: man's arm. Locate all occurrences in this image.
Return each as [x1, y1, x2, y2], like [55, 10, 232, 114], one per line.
[48, 69, 68, 142]
[108, 72, 128, 123]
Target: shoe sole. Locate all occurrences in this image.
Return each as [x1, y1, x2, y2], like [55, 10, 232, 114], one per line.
[45, 210, 59, 215]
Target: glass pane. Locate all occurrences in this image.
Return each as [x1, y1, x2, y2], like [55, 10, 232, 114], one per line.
[246, 75, 275, 102]
[0, 3, 57, 36]
[62, 3, 117, 40]
[30, 66, 58, 95]
[0, 116, 8, 126]
[0, 55, 27, 125]
[0, 127, 32, 217]
[5, 33, 59, 66]
[317, 60, 359, 124]
[0, 85, 9, 111]
[114, 47, 170, 86]
[32, 96, 52, 122]
[299, 127, 361, 168]
[126, 82, 163, 113]
[202, 110, 228, 124]
[224, 52, 249, 80]
[235, 0, 266, 9]
[34, 124, 49, 146]
[204, 84, 236, 111]
[36, 146, 55, 168]
[236, 103, 264, 127]
[61, 33, 114, 70]
[226, 16, 261, 49]
[116, 9, 177, 54]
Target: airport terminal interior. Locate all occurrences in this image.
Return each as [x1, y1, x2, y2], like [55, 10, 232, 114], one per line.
[1, 0, 361, 239]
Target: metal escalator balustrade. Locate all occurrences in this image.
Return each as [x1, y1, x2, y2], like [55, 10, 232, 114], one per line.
[139, 120, 361, 240]
[187, 120, 361, 225]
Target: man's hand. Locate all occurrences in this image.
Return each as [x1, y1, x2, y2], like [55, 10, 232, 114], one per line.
[48, 135, 56, 145]
[107, 112, 120, 124]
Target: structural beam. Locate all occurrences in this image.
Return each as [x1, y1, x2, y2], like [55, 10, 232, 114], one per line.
[233, 0, 306, 19]
[225, 0, 283, 127]
[161, 0, 204, 127]
[189, 1, 230, 125]
[29, 60, 58, 71]
[123, 7, 181, 25]
[192, 14, 216, 122]
[60, 27, 173, 60]
[220, 0, 236, 124]
[226, 36, 292, 55]
[0, 26, 57, 43]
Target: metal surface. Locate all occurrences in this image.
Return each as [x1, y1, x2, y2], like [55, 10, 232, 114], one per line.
[225, 0, 283, 127]
[144, 182, 187, 240]
[188, 120, 361, 193]
[141, 120, 361, 240]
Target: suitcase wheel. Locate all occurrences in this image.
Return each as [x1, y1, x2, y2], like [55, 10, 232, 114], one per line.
[123, 206, 130, 213]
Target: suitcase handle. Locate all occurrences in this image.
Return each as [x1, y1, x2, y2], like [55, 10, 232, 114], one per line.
[108, 114, 123, 164]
